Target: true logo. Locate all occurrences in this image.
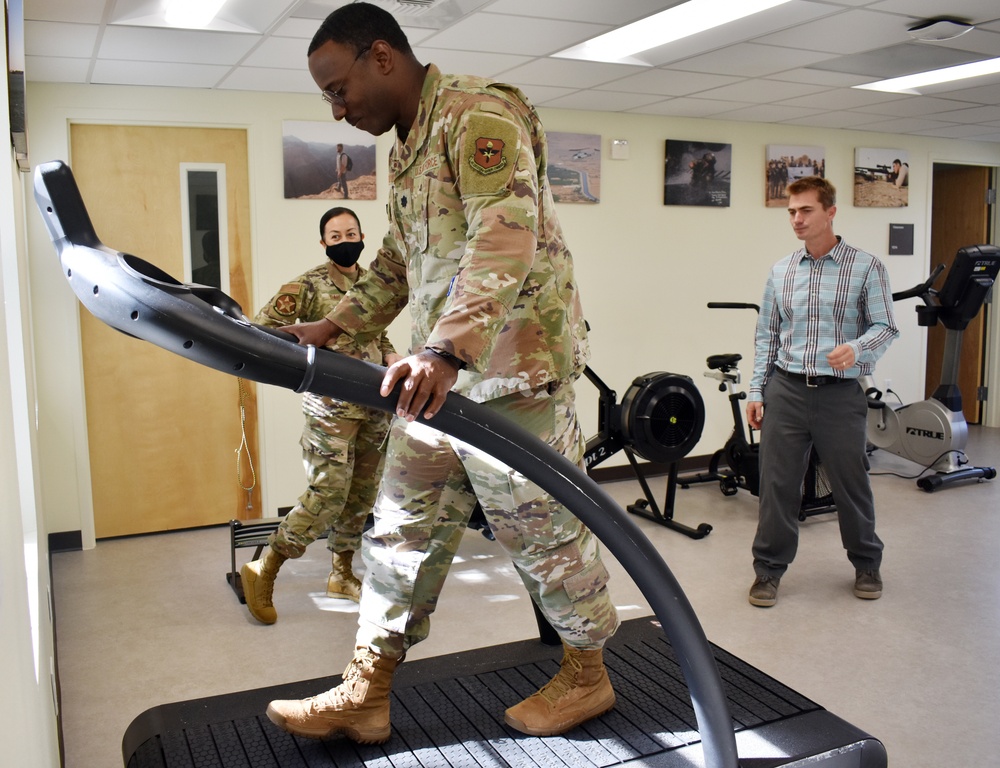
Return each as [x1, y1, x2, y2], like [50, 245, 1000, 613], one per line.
[905, 426, 945, 440]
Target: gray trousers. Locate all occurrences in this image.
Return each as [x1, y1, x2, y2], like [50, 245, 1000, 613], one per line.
[752, 373, 883, 577]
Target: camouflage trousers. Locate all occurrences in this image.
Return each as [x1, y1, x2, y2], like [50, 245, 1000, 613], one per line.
[269, 406, 390, 559]
[357, 378, 620, 658]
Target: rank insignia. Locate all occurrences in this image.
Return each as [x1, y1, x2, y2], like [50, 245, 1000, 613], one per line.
[471, 137, 507, 174]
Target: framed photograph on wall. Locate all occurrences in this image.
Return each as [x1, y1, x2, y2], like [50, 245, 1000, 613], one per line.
[546, 131, 600, 203]
[664, 140, 732, 207]
[282, 120, 376, 200]
[765, 144, 825, 207]
[854, 148, 909, 207]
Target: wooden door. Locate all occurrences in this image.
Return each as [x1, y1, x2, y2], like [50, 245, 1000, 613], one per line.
[927, 164, 993, 423]
[70, 124, 261, 537]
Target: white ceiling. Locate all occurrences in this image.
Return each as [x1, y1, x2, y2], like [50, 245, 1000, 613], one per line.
[21, 0, 1000, 143]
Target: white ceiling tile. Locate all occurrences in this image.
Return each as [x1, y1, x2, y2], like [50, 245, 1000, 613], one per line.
[594, 69, 744, 97]
[711, 104, 828, 123]
[925, 105, 1000, 123]
[537, 90, 666, 112]
[913, 123, 1000, 138]
[481, 0, 675, 25]
[698, 79, 830, 103]
[780, 110, 895, 129]
[517, 84, 578, 104]
[849, 95, 987, 116]
[768, 68, 876, 87]
[754, 9, 920, 55]
[109, 0, 296, 34]
[24, 21, 100, 58]
[418, 13, 609, 56]
[91, 60, 232, 88]
[218, 66, 318, 93]
[629, 98, 757, 118]
[242, 36, 309, 69]
[25, 55, 91, 83]
[99, 26, 261, 65]
[272, 17, 322, 39]
[23, 0, 107, 23]
[851, 116, 964, 133]
[925, 29, 1000, 58]
[668, 43, 838, 78]
[398, 26, 439, 45]
[496, 58, 645, 90]
[411, 49, 533, 79]
[868, 0, 1000, 18]
[918, 73, 1000, 99]
[777, 87, 909, 111]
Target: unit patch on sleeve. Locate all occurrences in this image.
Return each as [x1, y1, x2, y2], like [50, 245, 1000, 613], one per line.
[271, 283, 303, 318]
[461, 110, 519, 197]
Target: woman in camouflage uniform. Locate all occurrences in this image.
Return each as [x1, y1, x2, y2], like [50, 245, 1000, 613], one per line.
[241, 207, 400, 624]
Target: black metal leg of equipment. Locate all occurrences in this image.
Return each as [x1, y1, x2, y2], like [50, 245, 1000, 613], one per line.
[624, 448, 713, 539]
[529, 600, 562, 646]
[918, 465, 997, 491]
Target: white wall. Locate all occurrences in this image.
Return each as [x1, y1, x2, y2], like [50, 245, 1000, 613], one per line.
[23, 81, 1000, 547]
[2, 29, 61, 768]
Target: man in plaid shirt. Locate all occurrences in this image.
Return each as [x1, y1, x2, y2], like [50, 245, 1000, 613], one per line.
[746, 175, 898, 608]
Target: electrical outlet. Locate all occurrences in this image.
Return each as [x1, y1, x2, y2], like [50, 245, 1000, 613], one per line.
[884, 378, 892, 391]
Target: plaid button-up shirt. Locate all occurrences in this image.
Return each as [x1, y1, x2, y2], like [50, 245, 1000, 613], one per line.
[749, 237, 898, 401]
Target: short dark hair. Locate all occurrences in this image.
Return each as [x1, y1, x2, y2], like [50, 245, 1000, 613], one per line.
[787, 175, 836, 208]
[320, 207, 362, 237]
[308, 2, 412, 57]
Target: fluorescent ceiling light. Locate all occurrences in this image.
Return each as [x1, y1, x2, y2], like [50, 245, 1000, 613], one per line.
[554, 0, 795, 64]
[165, 0, 228, 29]
[854, 57, 1000, 94]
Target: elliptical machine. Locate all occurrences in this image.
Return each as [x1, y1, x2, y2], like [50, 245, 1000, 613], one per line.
[864, 244, 1000, 491]
[680, 303, 836, 521]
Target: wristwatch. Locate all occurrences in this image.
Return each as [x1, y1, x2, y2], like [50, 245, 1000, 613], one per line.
[425, 346, 466, 370]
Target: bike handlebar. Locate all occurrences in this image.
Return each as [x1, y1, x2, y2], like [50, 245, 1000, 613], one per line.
[892, 263, 945, 302]
[707, 302, 760, 313]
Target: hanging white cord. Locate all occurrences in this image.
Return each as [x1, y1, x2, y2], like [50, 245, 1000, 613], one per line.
[236, 378, 256, 510]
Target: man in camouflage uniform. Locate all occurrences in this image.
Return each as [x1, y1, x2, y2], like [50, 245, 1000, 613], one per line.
[241, 206, 399, 624]
[269, 2, 620, 742]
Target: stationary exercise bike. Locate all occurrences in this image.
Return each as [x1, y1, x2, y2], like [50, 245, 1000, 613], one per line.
[582, 366, 712, 538]
[679, 303, 836, 521]
[864, 244, 1000, 492]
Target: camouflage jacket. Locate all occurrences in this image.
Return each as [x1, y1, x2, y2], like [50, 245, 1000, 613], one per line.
[256, 262, 396, 419]
[327, 65, 590, 402]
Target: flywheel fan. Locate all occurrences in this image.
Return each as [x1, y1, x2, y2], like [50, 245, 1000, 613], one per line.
[583, 367, 711, 539]
[619, 372, 705, 464]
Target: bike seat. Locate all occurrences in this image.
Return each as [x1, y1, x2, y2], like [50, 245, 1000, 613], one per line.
[707, 353, 742, 371]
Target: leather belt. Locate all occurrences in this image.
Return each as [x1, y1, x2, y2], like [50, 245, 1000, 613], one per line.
[774, 366, 853, 388]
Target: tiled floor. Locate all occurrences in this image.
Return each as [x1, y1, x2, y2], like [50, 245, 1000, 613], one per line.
[53, 427, 1000, 767]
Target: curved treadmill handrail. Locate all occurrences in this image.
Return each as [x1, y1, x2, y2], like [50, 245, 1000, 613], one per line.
[33, 160, 739, 768]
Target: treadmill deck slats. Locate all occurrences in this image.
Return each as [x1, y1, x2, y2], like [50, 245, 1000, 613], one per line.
[123, 618, 885, 768]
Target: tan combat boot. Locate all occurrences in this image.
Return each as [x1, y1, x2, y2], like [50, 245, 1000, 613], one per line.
[240, 548, 286, 625]
[327, 550, 362, 602]
[504, 643, 616, 736]
[266, 646, 400, 743]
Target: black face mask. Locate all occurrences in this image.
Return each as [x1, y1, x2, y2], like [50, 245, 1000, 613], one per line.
[326, 240, 364, 268]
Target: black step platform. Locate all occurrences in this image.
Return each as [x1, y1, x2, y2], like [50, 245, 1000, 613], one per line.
[123, 618, 885, 768]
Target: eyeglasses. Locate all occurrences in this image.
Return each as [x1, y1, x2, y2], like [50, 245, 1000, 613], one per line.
[320, 46, 370, 109]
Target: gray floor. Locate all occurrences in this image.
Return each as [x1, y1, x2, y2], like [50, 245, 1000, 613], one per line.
[53, 428, 1000, 767]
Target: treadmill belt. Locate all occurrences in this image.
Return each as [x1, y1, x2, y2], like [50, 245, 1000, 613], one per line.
[123, 617, 885, 767]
